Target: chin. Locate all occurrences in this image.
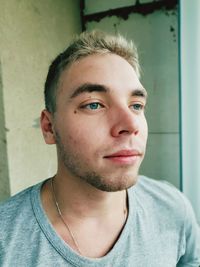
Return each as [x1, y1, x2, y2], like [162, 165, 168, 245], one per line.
[85, 173, 139, 192]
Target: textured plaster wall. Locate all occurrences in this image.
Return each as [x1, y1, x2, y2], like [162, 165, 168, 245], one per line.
[0, 0, 81, 197]
[84, 0, 180, 188]
[0, 64, 10, 201]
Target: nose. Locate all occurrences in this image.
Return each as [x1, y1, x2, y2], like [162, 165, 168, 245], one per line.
[110, 106, 139, 137]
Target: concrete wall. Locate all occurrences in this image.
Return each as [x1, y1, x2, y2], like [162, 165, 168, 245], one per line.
[0, 63, 10, 201]
[83, 0, 180, 188]
[0, 0, 81, 200]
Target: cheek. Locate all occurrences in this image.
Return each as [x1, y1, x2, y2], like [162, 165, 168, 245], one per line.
[55, 113, 104, 153]
[140, 118, 148, 141]
[144, 119, 148, 136]
[71, 118, 106, 141]
[67, 126, 96, 151]
[67, 133, 98, 164]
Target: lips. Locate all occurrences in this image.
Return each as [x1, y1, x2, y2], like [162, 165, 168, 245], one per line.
[104, 149, 141, 158]
[104, 149, 142, 164]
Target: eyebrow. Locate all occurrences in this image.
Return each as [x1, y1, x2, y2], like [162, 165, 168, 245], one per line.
[70, 83, 147, 100]
[132, 88, 147, 99]
[70, 83, 108, 98]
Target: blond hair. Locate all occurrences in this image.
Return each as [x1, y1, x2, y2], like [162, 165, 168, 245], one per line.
[44, 30, 140, 113]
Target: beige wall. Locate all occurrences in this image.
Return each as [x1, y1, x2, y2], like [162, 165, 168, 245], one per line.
[0, 63, 10, 201]
[0, 0, 81, 200]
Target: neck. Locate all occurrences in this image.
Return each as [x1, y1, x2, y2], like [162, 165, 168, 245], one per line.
[49, 172, 127, 220]
[41, 171, 128, 258]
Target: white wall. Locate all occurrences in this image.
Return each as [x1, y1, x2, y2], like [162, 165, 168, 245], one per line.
[180, 0, 200, 223]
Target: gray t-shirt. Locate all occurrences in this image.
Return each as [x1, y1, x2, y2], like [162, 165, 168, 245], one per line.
[0, 176, 199, 267]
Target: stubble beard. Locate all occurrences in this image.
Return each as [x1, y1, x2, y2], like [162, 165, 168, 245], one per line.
[55, 131, 141, 192]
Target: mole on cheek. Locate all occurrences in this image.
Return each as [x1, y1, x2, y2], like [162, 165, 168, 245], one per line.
[74, 110, 77, 114]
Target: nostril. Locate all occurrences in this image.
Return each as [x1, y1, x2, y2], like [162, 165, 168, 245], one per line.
[118, 130, 129, 135]
[118, 129, 139, 135]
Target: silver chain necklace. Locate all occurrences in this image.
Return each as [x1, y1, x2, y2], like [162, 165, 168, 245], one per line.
[50, 176, 127, 256]
[51, 177, 82, 255]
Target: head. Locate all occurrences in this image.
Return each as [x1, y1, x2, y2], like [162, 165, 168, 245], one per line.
[41, 30, 148, 192]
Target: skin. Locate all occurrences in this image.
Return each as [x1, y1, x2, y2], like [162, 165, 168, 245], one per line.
[40, 53, 148, 257]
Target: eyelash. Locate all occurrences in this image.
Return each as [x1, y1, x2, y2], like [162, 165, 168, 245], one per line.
[80, 102, 104, 110]
[80, 101, 145, 112]
[130, 103, 145, 111]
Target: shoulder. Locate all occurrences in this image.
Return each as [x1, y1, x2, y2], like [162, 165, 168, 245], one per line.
[0, 181, 43, 231]
[136, 175, 186, 203]
[132, 176, 194, 223]
[130, 176, 200, 264]
[0, 186, 32, 213]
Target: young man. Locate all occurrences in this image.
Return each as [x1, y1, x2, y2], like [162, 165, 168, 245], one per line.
[0, 31, 199, 266]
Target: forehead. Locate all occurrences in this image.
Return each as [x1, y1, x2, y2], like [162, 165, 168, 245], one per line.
[59, 53, 143, 97]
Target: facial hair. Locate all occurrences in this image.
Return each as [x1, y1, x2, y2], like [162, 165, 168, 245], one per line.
[55, 130, 141, 192]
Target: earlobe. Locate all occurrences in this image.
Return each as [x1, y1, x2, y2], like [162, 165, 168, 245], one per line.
[40, 109, 56, 144]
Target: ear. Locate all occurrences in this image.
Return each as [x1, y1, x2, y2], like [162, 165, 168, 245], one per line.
[40, 109, 56, 144]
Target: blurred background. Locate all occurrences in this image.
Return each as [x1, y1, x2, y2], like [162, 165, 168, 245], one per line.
[0, 0, 199, 222]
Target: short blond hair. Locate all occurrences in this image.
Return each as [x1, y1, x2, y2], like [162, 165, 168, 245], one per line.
[44, 30, 140, 113]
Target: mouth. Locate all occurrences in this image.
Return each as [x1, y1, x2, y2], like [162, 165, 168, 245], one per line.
[104, 149, 142, 164]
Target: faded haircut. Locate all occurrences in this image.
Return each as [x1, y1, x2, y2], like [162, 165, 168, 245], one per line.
[44, 30, 141, 113]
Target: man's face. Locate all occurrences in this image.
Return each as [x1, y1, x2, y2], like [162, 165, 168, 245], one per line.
[50, 53, 148, 192]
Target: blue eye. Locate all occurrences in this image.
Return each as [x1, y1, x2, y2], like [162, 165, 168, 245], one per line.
[130, 103, 144, 112]
[83, 102, 102, 110]
[132, 103, 143, 110]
